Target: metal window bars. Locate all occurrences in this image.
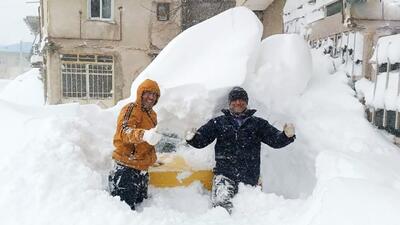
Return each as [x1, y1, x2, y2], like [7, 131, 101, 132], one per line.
[61, 54, 113, 100]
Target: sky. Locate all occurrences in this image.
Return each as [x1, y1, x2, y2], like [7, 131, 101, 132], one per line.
[0, 0, 38, 45]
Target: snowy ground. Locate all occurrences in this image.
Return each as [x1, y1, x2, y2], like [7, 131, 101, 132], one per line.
[0, 79, 11, 92]
[1, 7, 400, 225]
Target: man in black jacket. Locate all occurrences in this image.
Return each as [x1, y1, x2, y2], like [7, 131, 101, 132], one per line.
[185, 87, 295, 214]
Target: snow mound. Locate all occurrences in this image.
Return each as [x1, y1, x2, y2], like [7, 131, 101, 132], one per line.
[0, 79, 11, 92]
[251, 34, 312, 99]
[371, 33, 400, 64]
[118, 6, 263, 148]
[129, 6, 262, 94]
[0, 68, 44, 106]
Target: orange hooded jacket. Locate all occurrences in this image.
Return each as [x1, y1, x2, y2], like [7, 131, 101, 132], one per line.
[112, 79, 160, 170]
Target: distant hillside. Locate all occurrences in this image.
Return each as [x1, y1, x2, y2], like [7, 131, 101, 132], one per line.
[0, 42, 32, 53]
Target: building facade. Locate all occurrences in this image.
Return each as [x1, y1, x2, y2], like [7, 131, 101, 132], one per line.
[283, 0, 400, 81]
[284, 0, 400, 139]
[39, 0, 241, 107]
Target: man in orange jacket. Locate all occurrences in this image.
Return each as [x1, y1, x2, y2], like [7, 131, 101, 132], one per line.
[109, 79, 162, 210]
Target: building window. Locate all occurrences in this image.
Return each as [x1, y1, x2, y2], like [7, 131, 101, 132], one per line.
[61, 54, 113, 99]
[90, 0, 112, 20]
[157, 3, 170, 21]
[326, 0, 343, 17]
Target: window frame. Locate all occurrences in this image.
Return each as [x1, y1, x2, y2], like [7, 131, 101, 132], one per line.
[325, 0, 343, 17]
[88, 0, 114, 21]
[157, 2, 170, 21]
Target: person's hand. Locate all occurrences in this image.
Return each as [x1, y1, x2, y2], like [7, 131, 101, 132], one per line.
[152, 160, 164, 167]
[142, 128, 162, 145]
[185, 128, 197, 141]
[283, 123, 295, 138]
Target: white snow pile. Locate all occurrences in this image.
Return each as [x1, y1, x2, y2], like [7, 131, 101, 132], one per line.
[121, 7, 263, 144]
[0, 68, 44, 106]
[248, 34, 312, 98]
[370, 33, 400, 64]
[355, 34, 400, 110]
[384, 0, 400, 6]
[0, 79, 11, 92]
[1, 6, 400, 225]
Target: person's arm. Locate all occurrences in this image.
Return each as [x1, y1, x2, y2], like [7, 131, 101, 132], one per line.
[257, 118, 295, 149]
[117, 104, 145, 144]
[186, 119, 219, 149]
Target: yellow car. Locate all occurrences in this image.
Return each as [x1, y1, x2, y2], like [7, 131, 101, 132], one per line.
[149, 153, 213, 190]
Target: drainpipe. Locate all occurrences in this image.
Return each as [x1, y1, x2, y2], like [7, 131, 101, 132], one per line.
[79, 10, 82, 39]
[118, 6, 123, 41]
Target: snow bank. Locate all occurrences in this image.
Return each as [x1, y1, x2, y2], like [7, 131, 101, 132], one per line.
[0, 79, 11, 92]
[249, 34, 312, 98]
[311, 48, 336, 76]
[384, 0, 400, 6]
[130, 6, 262, 93]
[0, 68, 44, 106]
[355, 34, 400, 110]
[118, 7, 263, 162]
[371, 34, 400, 64]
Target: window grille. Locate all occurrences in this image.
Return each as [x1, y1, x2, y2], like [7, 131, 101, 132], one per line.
[61, 54, 113, 100]
[62, 64, 87, 98]
[157, 3, 170, 21]
[88, 64, 113, 99]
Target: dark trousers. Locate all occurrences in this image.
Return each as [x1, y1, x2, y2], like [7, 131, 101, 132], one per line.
[108, 163, 149, 210]
[211, 174, 238, 214]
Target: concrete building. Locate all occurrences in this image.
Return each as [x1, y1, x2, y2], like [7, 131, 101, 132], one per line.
[283, 0, 400, 81]
[238, 0, 286, 38]
[39, 0, 237, 107]
[39, 0, 284, 107]
[284, 0, 400, 139]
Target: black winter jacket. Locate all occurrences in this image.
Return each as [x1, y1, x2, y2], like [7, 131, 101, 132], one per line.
[187, 109, 295, 186]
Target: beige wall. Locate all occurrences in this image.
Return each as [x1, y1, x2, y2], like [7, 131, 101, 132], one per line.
[308, 13, 349, 40]
[42, 0, 182, 107]
[262, 0, 284, 38]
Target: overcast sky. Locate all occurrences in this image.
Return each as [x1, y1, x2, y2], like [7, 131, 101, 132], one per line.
[0, 0, 38, 45]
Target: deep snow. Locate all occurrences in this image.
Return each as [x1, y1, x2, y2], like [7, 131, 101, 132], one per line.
[1, 6, 400, 225]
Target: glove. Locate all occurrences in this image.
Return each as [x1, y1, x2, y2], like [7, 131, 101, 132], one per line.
[283, 123, 295, 138]
[185, 128, 197, 141]
[142, 128, 162, 145]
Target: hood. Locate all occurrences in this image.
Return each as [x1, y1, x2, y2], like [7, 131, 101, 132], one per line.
[136, 79, 161, 107]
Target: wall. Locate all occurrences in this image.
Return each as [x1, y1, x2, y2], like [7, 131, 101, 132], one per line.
[262, 0, 285, 38]
[42, 0, 182, 106]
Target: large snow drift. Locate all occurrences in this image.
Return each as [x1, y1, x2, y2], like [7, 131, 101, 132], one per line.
[0, 68, 44, 106]
[124, 7, 263, 144]
[1, 6, 400, 225]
